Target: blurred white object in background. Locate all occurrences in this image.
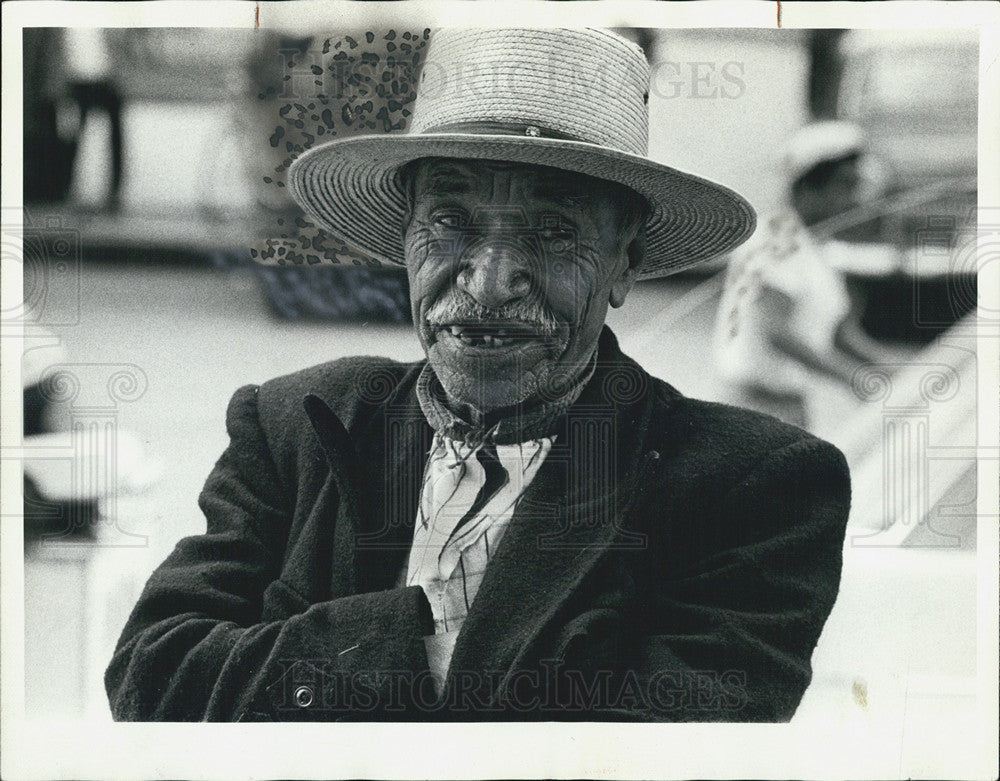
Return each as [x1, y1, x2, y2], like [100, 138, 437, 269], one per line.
[69, 111, 113, 209]
[62, 28, 113, 81]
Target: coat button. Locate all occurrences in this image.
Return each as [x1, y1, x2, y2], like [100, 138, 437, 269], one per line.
[294, 685, 314, 708]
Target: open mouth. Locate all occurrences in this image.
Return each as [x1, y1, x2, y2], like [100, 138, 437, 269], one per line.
[434, 322, 545, 349]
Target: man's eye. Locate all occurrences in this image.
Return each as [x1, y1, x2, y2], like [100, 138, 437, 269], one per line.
[432, 212, 465, 228]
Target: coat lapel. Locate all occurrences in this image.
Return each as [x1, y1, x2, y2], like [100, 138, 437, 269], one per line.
[346, 367, 432, 595]
[305, 364, 432, 599]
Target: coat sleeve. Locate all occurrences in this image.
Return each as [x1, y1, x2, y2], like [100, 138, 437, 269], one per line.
[555, 435, 850, 722]
[104, 385, 434, 721]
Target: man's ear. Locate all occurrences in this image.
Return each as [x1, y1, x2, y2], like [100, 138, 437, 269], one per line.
[609, 231, 644, 308]
[609, 261, 639, 308]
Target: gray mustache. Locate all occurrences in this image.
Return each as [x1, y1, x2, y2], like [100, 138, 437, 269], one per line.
[426, 293, 560, 336]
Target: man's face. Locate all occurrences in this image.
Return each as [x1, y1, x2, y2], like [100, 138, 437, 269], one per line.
[402, 159, 641, 412]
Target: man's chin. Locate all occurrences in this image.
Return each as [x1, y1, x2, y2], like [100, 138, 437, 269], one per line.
[424, 327, 583, 409]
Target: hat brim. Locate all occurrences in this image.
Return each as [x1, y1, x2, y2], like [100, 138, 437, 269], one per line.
[288, 134, 756, 279]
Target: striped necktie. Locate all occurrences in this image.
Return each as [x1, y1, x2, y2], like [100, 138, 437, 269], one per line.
[407, 440, 508, 587]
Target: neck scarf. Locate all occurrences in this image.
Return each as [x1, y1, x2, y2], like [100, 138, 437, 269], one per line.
[415, 352, 597, 446]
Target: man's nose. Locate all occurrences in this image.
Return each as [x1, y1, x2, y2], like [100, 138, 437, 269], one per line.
[456, 238, 533, 309]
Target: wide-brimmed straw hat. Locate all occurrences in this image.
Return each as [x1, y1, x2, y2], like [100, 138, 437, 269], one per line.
[289, 28, 756, 279]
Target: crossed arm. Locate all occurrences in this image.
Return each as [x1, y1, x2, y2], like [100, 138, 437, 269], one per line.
[105, 386, 435, 721]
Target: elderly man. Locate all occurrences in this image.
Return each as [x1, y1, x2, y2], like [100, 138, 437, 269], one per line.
[107, 28, 850, 722]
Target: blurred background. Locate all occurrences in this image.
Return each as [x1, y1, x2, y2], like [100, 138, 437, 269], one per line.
[16, 24, 983, 765]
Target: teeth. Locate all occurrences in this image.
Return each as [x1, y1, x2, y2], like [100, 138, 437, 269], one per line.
[442, 324, 516, 348]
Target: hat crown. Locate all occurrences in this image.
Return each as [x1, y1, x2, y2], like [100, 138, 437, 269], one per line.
[411, 28, 650, 156]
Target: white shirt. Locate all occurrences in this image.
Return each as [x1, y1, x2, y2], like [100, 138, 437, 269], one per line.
[401, 432, 554, 695]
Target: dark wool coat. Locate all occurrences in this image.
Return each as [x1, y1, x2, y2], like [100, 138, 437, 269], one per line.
[106, 328, 851, 722]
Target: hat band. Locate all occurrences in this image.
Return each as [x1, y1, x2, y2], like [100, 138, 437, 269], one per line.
[419, 120, 590, 144]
